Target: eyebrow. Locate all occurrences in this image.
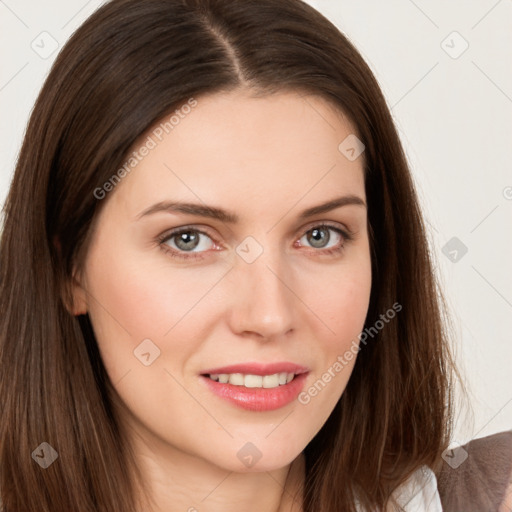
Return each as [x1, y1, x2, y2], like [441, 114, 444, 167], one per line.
[136, 194, 366, 223]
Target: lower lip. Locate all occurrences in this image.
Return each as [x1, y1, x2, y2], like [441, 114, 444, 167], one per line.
[200, 373, 309, 412]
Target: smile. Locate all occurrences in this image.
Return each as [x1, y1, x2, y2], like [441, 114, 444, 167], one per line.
[199, 362, 310, 411]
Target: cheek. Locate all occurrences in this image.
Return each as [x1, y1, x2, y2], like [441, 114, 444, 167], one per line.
[310, 258, 372, 343]
[300, 255, 371, 391]
[293, 267, 371, 426]
[82, 240, 230, 379]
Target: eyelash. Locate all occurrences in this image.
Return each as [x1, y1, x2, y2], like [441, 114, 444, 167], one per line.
[156, 223, 354, 261]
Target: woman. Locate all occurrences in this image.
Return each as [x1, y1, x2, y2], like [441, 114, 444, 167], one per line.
[0, 0, 458, 510]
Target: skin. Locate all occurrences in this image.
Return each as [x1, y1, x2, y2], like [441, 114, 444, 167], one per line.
[499, 476, 512, 512]
[72, 89, 372, 512]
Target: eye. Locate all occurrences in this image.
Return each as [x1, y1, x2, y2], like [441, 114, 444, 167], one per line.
[297, 224, 352, 254]
[158, 223, 353, 261]
[158, 227, 218, 259]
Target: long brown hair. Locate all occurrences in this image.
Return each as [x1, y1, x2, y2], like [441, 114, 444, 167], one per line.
[0, 0, 459, 510]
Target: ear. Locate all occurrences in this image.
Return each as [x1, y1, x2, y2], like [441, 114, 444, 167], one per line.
[69, 270, 88, 316]
[54, 234, 88, 316]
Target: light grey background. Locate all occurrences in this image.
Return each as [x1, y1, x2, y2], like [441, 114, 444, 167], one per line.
[1, 0, 511, 444]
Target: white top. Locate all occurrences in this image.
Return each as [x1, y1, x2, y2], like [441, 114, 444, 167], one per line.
[355, 466, 443, 511]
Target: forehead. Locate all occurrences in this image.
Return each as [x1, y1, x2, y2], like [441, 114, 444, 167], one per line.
[106, 89, 366, 221]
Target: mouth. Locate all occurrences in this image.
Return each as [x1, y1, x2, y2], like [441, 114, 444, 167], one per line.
[199, 362, 309, 411]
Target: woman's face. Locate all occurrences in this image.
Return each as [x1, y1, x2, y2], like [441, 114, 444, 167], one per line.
[73, 89, 371, 473]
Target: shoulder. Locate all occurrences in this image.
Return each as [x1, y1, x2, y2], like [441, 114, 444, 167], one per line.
[390, 466, 443, 511]
[437, 430, 512, 511]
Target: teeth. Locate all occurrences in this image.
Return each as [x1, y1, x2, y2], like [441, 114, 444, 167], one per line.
[229, 373, 244, 386]
[244, 374, 262, 388]
[208, 372, 296, 388]
[262, 374, 278, 388]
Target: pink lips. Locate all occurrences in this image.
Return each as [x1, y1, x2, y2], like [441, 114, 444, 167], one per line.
[200, 361, 310, 412]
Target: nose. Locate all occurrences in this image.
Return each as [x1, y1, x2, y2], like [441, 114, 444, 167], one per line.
[226, 247, 297, 340]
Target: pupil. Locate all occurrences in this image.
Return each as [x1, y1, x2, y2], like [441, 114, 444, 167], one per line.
[176, 231, 199, 251]
[308, 227, 329, 248]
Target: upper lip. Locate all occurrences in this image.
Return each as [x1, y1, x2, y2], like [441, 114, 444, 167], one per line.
[201, 362, 309, 376]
